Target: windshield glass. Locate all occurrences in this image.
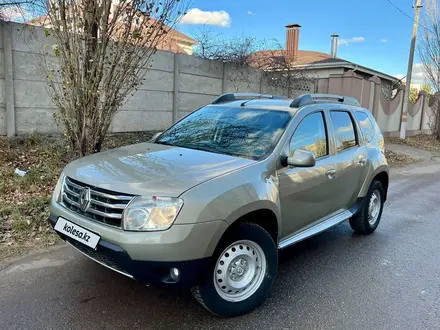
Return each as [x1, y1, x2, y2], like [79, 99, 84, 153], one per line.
[155, 106, 292, 160]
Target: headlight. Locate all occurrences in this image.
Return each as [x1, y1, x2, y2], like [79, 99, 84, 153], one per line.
[54, 173, 66, 202]
[123, 196, 183, 231]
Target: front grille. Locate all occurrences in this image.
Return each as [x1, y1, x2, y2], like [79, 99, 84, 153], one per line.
[61, 176, 134, 228]
[68, 239, 130, 276]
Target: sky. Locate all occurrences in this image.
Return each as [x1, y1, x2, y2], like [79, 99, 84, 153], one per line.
[178, 0, 429, 84]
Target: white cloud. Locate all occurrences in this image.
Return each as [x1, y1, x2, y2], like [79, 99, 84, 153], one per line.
[395, 63, 426, 84]
[0, 6, 30, 21]
[380, 39, 388, 43]
[338, 37, 365, 46]
[180, 8, 231, 27]
[248, 10, 256, 16]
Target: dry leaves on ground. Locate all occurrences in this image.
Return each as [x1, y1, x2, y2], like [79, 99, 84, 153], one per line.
[386, 135, 440, 153]
[0, 132, 155, 259]
[385, 149, 419, 168]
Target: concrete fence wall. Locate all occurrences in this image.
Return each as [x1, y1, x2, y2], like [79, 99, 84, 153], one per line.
[0, 21, 435, 138]
[0, 21, 312, 137]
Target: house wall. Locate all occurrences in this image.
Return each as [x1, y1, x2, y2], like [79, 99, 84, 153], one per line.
[176, 41, 194, 55]
[304, 67, 345, 79]
[0, 21, 434, 139]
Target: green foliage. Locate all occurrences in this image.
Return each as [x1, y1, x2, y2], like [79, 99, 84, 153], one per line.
[409, 84, 433, 104]
[12, 219, 29, 232]
[421, 83, 433, 95]
[409, 87, 419, 104]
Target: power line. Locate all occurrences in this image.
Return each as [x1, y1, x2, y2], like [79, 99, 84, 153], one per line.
[385, 0, 416, 21]
[385, 0, 434, 34]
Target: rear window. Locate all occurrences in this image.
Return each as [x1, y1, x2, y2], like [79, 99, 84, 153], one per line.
[355, 111, 375, 142]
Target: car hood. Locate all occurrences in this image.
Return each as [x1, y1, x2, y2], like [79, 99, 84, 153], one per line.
[63, 143, 255, 197]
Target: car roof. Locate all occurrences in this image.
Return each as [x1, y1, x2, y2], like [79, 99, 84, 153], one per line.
[209, 99, 299, 113]
[208, 93, 363, 114]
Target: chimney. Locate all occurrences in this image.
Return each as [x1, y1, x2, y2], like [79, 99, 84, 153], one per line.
[286, 23, 301, 60]
[331, 33, 339, 58]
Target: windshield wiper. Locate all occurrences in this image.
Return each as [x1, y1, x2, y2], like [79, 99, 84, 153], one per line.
[154, 140, 174, 146]
[156, 141, 248, 159]
[175, 143, 246, 158]
[180, 144, 220, 154]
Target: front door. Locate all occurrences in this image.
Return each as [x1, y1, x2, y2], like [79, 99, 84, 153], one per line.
[278, 111, 339, 238]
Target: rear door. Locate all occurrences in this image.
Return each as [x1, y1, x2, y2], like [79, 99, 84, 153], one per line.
[278, 110, 339, 237]
[328, 109, 369, 210]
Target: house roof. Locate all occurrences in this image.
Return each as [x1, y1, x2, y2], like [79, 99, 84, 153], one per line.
[27, 14, 49, 26]
[251, 49, 398, 83]
[169, 28, 197, 44]
[27, 14, 197, 49]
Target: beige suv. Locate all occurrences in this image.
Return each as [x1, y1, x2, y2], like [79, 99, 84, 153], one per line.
[49, 93, 389, 317]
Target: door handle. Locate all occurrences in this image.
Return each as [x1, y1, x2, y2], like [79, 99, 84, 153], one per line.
[326, 169, 336, 179]
[359, 157, 367, 167]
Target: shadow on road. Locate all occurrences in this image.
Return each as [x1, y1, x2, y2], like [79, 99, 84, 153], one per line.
[61, 221, 384, 329]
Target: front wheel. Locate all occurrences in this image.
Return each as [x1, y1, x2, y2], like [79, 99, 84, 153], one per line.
[191, 223, 278, 317]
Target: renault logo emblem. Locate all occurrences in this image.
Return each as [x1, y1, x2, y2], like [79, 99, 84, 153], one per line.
[79, 187, 91, 212]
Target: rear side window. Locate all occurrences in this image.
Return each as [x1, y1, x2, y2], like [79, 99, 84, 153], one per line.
[355, 111, 375, 142]
[330, 111, 357, 152]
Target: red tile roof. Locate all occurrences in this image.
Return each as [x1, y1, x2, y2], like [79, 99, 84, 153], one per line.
[27, 15, 196, 53]
[251, 49, 344, 67]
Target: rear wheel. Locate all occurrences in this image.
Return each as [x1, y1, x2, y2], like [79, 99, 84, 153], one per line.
[349, 180, 385, 234]
[191, 223, 278, 317]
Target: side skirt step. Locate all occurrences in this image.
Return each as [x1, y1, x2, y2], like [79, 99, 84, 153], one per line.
[278, 210, 353, 249]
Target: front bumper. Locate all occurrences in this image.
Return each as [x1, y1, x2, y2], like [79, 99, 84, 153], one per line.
[48, 216, 213, 288]
[49, 201, 228, 262]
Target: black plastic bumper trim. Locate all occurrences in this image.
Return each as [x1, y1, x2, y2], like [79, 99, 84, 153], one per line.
[48, 215, 211, 288]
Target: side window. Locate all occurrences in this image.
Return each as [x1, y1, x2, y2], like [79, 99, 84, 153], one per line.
[330, 111, 358, 152]
[355, 111, 375, 142]
[290, 112, 328, 158]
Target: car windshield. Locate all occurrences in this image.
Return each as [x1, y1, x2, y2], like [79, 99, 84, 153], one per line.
[155, 106, 292, 160]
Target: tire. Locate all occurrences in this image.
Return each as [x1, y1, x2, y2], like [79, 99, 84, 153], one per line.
[349, 180, 385, 235]
[191, 223, 278, 317]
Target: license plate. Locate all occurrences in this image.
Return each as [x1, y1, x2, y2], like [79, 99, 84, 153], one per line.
[54, 217, 100, 249]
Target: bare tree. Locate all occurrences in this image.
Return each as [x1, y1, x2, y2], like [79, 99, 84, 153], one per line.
[41, 0, 186, 156]
[190, 27, 312, 97]
[190, 27, 257, 65]
[0, 0, 45, 21]
[419, 0, 440, 139]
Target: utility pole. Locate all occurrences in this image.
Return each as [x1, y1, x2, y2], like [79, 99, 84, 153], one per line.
[400, 0, 423, 139]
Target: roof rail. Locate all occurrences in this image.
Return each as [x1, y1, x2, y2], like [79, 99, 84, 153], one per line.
[289, 94, 360, 108]
[212, 93, 287, 104]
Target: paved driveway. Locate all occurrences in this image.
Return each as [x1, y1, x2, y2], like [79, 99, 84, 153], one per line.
[1, 162, 440, 330]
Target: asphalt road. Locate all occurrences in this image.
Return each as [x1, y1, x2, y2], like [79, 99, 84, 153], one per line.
[1, 162, 440, 330]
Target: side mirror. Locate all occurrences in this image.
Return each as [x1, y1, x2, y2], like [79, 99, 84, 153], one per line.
[283, 149, 316, 168]
[150, 132, 163, 142]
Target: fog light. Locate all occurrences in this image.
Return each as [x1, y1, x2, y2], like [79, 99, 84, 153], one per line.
[170, 268, 180, 281]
